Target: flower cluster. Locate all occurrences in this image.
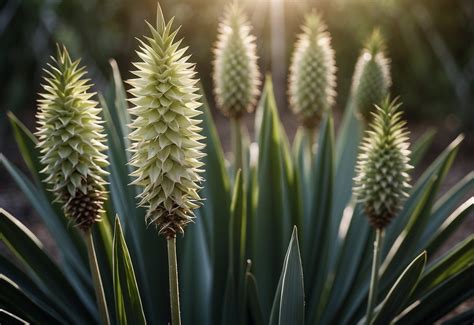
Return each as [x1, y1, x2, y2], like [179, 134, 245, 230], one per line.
[213, 2, 260, 118]
[351, 30, 391, 121]
[354, 97, 412, 228]
[36, 46, 108, 231]
[289, 11, 336, 128]
[128, 6, 205, 238]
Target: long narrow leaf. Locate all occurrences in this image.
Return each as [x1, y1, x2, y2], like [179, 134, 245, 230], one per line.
[0, 256, 70, 323]
[179, 210, 212, 325]
[425, 198, 473, 255]
[279, 227, 305, 325]
[253, 77, 292, 316]
[372, 252, 426, 325]
[198, 89, 232, 324]
[410, 128, 436, 166]
[0, 209, 96, 323]
[305, 114, 334, 322]
[0, 155, 91, 297]
[112, 217, 146, 325]
[393, 264, 473, 324]
[411, 235, 473, 300]
[0, 276, 63, 324]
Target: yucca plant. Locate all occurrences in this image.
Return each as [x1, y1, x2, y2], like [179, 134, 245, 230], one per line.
[1, 3, 473, 325]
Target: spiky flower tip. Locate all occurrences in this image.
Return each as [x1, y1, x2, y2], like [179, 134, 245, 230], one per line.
[289, 11, 336, 128]
[353, 97, 412, 229]
[213, 2, 260, 118]
[351, 29, 391, 121]
[36, 46, 108, 231]
[128, 5, 205, 238]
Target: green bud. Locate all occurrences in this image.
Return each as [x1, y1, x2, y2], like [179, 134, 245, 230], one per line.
[351, 29, 391, 121]
[128, 5, 205, 238]
[213, 2, 260, 118]
[36, 46, 108, 231]
[354, 97, 412, 229]
[289, 11, 336, 128]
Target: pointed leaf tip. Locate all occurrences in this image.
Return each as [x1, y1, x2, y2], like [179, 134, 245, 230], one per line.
[156, 2, 166, 32]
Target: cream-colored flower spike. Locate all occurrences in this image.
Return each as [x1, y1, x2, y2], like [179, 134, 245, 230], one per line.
[213, 2, 260, 118]
[128, 5, 205, 238]
[36, 46, 108, 231]
[354, 97, 412, 229]
[351, 29, 391, 121]
[289, 10, 336, 128]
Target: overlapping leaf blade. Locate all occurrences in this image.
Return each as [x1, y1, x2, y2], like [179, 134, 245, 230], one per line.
[394, 264, 474, 324]
[196, 87, 232, 324]
[112, 217, 146, 325]
[253, 77, 293, 316]
[180, 211, 212, 325]
[305, 114, 335, 322]
[0, 209, 96, 323]
[0, 276, 63, 324]
[278, 227, 305, 325]
[372, 252, 426, 325]
[410, 128, 436, 166]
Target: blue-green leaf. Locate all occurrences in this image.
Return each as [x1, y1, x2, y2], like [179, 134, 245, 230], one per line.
[305, 113, 334, 322]
[426, 198, 473, 255]
[0, 276, 63, 324]
[0, 256, 70, 323]
[372, 252, 427, 325]
[410, 128, 436, 166]
[253, 77, 292, 315]
[180, 210, 212, 325]
[412, 235, 473, 300]
[0, 209, 96, 323]
[393, 263, 473, 324]
[279, 227, 305, 325]
[332, 101, 363, 252]
[112, 217, 146, 325]
[245, 261, 264, 325]
[197, 89, 232, 324]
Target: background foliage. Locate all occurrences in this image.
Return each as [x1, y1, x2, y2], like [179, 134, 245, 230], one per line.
[1, 0, 473, 136]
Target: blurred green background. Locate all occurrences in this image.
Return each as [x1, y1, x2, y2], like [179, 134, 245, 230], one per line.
[0, 0, 473, 146]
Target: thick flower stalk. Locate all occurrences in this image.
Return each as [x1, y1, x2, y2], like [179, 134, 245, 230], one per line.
[354, 97, 412, 229]
[128, 6, 205, 239]
[351, 29, 391, 121]
[289, 11, 336, 128]
[36, 46, 108, 231]
[213, 2, 260, 118]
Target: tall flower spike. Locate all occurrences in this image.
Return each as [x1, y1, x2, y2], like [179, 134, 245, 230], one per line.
[36, 46, 108, 231]
[213, 2, 260, 118]
[351, 29, 391, 121]
[354, 97, 412, 229]
[289, 11, 336, 128]
[128, 5, 205, 238]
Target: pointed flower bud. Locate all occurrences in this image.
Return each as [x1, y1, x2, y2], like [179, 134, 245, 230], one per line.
[213, 2, 260, 118]
[128, 6, 205, 238]
[36, 46, 108, 231]
[354, 97, 412, 229]
[289, 11, 336, 128]
[351, 29, 391, 121]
